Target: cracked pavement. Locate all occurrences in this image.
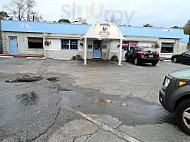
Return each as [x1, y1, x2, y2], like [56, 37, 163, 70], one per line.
[0, 58, 190, 142]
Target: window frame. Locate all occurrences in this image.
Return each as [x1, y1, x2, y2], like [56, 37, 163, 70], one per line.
[27, 37, 43, 49]
[122, 41, 138, 52]
[61, 39, 79, 51]
[161, 42, 174, 54]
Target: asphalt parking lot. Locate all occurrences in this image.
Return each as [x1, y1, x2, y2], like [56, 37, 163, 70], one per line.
[0, 57, 190, 142]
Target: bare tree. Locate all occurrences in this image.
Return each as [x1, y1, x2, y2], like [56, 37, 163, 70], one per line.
[33, 13, 43, 21]
[5, 0, 42, 21]
[26, 0, 36, 21]
[110, 15, 117, 24]
[105, 14, 120, 25]
[5, 0, 25, 21]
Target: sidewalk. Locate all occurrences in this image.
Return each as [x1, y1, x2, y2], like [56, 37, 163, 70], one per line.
[0, 54, 44, 58]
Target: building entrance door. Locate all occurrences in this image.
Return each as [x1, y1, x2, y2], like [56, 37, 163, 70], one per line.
[93, 40, 102, 59]
[9, 36, 18, 54]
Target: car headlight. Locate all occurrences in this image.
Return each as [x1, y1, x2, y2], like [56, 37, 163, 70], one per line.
[164, 77, 170, 88]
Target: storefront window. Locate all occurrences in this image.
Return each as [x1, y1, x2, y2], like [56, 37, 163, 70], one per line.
[122, 41, 138, 51]
[70, 40, 78, 50]
[28, 37, 43, 49]
[161, 43, 174, 53]
[61, 39, 69, 49]
[61, 39, 78, 50]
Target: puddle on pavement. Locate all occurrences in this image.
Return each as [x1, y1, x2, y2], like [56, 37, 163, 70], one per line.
[47, 77, 59, 82]
[59, 91, 175, 125]
[58, 85, 71, 92]
[16, 91, 38, 106]
[5, 75, 43, 83]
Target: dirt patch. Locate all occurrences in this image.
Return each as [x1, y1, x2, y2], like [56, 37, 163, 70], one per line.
[16, 91, 38, 106]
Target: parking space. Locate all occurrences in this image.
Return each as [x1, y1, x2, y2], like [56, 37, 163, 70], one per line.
[0, 58, 189, 142]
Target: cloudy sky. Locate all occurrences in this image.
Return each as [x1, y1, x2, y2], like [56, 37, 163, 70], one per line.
[1, 0, 190, 28]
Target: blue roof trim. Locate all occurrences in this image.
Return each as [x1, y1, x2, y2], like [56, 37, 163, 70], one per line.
[180, 35, 189, 43]
[1, 20, 189, 43]
[1, 20, 91, 35]
[119, 26, 184, 39]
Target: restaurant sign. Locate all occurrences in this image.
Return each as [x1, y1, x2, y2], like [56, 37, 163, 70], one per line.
[85, 22, 123, 39]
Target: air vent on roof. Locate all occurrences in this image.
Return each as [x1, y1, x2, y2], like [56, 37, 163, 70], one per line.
[164, 29, 172, 32]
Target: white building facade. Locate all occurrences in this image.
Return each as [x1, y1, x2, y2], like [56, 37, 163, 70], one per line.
[1, 20, 189, 65]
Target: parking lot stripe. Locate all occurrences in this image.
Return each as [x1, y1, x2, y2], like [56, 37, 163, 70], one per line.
[66, 107, 140, 142]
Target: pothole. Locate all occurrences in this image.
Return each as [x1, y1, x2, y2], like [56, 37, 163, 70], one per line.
[47, 77, 59, 82]
[58, 85, 71, 92]
[5, 75, 43, 83]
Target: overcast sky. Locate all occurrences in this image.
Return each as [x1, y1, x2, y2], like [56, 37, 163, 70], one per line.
[1, 0, 190, 28]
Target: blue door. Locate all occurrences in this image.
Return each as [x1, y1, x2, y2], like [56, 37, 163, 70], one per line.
[93, 40, 102, 59]
[9, 36, 18, 54]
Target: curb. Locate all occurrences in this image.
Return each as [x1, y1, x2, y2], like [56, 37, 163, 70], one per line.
[26, 57, 46, 60]
[0, 56, 14, 58]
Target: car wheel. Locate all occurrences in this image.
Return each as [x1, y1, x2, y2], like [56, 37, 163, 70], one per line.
[152, 62, 158, 66]
[176, 100, 190, 135]
[173, 57, 178, 63]
[125, 55, 128, 62]
[134, 58, 138, 65]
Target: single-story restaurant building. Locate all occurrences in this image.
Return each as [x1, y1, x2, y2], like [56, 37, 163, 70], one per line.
[1, 20, 189, 65]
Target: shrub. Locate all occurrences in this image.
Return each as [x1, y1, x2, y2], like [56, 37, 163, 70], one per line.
[155, 43, 160, 48]
[72, 54, 83, 60]
[44, 40, 51, 46]
[72, 56, 76, 60]
[111, 55, 118, 61]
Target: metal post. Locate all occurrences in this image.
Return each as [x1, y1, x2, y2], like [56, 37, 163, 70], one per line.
[84, 37, 87, 65]
[118, 39, 122, 65]
[43, 36, 46, 58]
[108, 39, 111, 60]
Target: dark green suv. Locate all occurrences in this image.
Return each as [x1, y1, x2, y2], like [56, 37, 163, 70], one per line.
[159, 68, 190, 135]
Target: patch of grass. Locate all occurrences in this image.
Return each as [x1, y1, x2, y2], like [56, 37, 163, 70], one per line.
[16, 91, 38, 106]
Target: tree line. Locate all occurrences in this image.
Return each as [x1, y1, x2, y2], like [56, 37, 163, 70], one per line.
[0, 0, 88, 24]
